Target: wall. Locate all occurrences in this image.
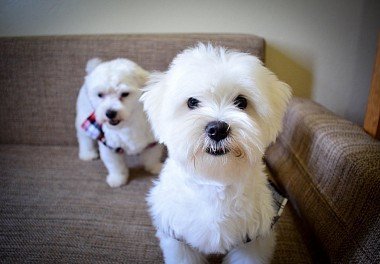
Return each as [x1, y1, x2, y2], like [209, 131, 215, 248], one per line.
[1, 0, 379, 125]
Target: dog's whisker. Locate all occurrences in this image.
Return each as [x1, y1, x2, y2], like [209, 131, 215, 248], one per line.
[192, 153, 197, 170]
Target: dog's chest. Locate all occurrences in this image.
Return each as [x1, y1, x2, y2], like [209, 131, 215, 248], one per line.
[154, 183, 256, 254]
[104, 126, 151, 155]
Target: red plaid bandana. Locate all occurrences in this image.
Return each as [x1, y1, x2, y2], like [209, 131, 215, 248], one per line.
[81, 112, 124, 153]
[81, 112, 158, 154]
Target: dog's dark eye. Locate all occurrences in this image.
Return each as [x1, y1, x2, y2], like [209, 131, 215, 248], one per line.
[187, 97, 200, 109]
[121, 92, 129, 98]
[234, 95, 247, 109]
[98, 93, 104, 98]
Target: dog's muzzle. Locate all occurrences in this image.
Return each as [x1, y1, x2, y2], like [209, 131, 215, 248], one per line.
[205, 121, 230, 156]
[106, 109, 121, 126]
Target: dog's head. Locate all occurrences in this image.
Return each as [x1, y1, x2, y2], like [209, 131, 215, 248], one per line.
[84, 58, 149, 128]
[141, 44, 291, 183]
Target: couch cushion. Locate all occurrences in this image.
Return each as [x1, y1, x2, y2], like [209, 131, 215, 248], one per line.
[0, 144, 316, 263]
[266, 98, 380, 263]
[0, 34, 264, 146]
[0, 144, 160, 263]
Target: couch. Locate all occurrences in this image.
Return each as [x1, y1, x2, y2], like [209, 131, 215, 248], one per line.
[1, 34, 379, 263]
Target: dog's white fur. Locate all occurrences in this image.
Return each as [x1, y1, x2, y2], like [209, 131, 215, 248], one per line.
[141, 44, 291, 263]
[75, 58, 163, 187]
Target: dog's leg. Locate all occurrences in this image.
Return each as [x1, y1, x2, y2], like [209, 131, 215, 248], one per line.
[157, 231, 207, 264]
[77, 130, 99, 161]
[222, 232, 276, 264]
[99, 143, 129, 187]
[141, 144, 163, 174]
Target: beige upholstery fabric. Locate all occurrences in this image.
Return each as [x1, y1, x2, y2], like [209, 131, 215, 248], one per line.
[266, 98, 380, 263]
[0, 144, 315, 263]
[0, 34, 264, 146]
[0, 145, 160, 263]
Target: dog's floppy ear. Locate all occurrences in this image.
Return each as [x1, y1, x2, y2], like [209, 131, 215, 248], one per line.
[86, 58, 102, 74]
[134, 65, 150, 88]
[267, 78, 292, 145]
[140, 72, 167, 143]
[254, 65, 292, 146]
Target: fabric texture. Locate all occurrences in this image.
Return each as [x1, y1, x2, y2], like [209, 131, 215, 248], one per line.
[0, 144, 315, 263]
[265, 98, 380, 263]
[0, 34, 264, 146]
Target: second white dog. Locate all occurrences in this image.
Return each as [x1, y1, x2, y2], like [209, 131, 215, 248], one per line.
[141, 44, 291, 263]
[75, 58, 163, 187]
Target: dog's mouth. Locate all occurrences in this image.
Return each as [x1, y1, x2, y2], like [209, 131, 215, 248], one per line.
[108, 119, 121, 126]
[206, 147, 230, 156]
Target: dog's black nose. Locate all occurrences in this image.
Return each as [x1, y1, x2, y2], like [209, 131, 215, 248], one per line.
[205, 121, 230, 142]
[106, 109, 117, 119]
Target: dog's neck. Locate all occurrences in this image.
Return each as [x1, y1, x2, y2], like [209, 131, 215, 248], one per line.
[172, 158, 253, 189]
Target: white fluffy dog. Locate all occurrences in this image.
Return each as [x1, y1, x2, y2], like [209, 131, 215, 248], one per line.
[75, 58, 163, 187]
[141, 44, 291, 263]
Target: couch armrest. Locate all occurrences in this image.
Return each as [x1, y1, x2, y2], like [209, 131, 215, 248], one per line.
[265, 98, 380, 263]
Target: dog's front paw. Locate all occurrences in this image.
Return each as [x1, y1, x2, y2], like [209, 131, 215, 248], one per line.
[145, 162, 163, 175]
[106, 173, 128, 188]
[79, 149, 99, 161]
[223, 234, 275, 264]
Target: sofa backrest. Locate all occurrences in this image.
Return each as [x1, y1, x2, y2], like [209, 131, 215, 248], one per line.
[0, 34, 264, 146]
